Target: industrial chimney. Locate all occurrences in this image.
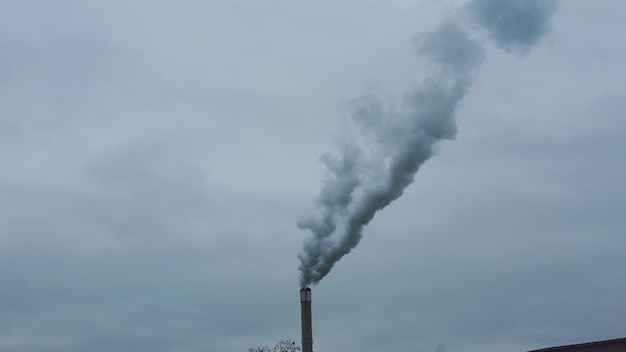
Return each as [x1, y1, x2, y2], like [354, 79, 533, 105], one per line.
[300, 287, 313, 352]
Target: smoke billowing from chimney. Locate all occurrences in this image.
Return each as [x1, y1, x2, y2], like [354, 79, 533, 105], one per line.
[297, 0, 558, 288]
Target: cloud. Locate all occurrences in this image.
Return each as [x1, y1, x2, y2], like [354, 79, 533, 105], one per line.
[0, 1, 625, 352]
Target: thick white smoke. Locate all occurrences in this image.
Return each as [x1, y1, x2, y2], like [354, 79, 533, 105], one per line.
[298, 0, 558, 288]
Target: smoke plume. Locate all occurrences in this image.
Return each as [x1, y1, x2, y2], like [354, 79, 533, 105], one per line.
[297, 0, 558, 288]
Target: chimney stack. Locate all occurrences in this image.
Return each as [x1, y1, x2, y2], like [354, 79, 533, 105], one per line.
[300, 287, 313, 352]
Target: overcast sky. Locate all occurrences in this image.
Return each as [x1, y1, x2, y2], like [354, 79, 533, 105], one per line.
[1, 1, 625, 352]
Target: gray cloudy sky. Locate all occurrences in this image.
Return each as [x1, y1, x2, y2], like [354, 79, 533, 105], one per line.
[1, 1, 625, 352]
